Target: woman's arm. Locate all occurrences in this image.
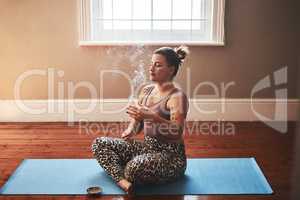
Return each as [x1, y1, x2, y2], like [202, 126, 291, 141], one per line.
[121, 85, 148, 139]
[121, 118, 143, 139]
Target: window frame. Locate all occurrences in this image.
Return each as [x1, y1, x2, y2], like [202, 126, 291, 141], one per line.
[78, 0, 225, 46]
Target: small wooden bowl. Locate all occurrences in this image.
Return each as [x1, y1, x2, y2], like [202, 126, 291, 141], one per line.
[86, 186, 102, 195]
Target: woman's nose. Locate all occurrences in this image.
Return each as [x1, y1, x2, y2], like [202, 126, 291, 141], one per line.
[149, 64, 154, 72]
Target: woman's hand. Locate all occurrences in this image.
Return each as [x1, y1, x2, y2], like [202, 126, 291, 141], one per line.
[121, 129, 134, 140]
[121, 119, 143, 140]
[126, 105, 156, 121]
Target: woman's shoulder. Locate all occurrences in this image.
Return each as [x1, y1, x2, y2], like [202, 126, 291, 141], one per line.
[168, 87, 189, 106]
[171, 87, 188, 99]
[167, 87, 189, 113]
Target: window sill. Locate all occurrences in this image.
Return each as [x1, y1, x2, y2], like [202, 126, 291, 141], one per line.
[78, 40, 225, 47]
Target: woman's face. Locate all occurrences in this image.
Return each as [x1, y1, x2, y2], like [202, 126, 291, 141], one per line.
[149, 54, 174, 83]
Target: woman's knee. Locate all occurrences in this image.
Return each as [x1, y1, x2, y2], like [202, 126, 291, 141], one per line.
[91, 136, 109, 154]
[124, 154, 158, 183]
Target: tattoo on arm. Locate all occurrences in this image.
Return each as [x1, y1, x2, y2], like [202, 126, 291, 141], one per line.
[171, 111, 178, 121]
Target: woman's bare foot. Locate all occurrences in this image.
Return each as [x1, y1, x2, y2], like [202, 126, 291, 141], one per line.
[117, 179, 133, 194]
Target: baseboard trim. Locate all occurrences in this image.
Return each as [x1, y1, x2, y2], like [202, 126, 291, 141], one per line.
[0, 99, 299, 122]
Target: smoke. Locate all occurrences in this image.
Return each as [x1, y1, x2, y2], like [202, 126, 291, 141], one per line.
[129, 45, 149, 99]
[100, 45, 151, 102]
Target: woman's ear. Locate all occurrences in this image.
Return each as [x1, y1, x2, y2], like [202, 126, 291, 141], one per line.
[169, 66, 176, 77]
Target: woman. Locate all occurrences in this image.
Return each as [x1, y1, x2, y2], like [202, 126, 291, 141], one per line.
[92, 46, 189, 194]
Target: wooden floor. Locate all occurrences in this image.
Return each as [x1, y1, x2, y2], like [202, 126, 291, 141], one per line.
[0, 122, 298, 200]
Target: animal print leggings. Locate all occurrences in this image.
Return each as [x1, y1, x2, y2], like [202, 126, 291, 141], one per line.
[91, 136, 187, 185]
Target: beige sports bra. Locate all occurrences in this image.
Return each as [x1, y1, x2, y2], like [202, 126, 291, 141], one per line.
[141, 85, 185, 143]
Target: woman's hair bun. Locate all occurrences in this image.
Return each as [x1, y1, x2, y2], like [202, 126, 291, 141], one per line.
[174, 45, 189, 60]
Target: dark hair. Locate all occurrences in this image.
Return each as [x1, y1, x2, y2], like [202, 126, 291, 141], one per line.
[154, 45, 189, 77]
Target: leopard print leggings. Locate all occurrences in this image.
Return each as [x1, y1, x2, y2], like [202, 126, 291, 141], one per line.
[91, 136, 186, 185]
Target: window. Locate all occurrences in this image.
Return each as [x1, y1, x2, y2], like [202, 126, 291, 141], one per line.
[79, 0, 225, 45]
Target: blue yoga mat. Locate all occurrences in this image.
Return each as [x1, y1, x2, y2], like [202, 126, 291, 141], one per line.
[0, 158, 273, 195]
